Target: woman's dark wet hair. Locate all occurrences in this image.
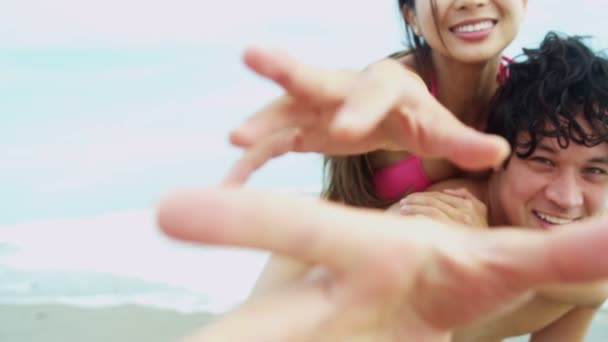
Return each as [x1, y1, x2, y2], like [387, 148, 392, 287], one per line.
[486, 32, 608, 159]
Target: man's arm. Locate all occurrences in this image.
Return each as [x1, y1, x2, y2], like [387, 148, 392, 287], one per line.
[529, 305, 601, 342]
[538, 282, 608, 307]
[250, 255, 310, 298]
[258, 179, 485, 298]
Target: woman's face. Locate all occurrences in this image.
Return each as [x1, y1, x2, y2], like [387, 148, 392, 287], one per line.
[405, 0, 527, 63]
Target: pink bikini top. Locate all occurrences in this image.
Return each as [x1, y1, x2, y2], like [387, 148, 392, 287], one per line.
[373, 56, 513, 200]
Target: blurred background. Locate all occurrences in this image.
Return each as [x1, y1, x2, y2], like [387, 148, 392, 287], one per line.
[1, 0, 607, 341]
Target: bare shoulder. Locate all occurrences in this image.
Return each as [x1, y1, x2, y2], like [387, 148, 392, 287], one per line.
[386, 50, 416, 69]
[375, 50, 420, 80]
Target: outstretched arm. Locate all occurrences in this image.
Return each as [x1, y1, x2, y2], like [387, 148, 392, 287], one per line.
[158, 188, 608, 341]
[223, 48, 510, 185]
[250, 255, 310, 298]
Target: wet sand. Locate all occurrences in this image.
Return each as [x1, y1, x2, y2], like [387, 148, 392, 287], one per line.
[0, 304, 213, 342]
[2, 304, 606, 341]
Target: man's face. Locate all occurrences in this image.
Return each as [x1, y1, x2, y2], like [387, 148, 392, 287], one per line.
[492, 120, 608, 230]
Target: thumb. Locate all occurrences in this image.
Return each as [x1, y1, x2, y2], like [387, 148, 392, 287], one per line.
[415, 114, 510, 170]
[472, 216, 608, 289]
[399, 95, 511, 170]
[443, 130, 510, 170]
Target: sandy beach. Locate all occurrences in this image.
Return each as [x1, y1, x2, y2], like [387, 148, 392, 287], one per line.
[1, 303, 607, 342]
[0, 304, 213, 342]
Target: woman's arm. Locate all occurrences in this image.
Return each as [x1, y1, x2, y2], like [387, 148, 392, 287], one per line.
[223, 48, 509, 185]
[389, 178, 489, 228]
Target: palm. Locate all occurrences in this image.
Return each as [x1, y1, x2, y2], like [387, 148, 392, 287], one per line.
[254, 94, 402, 155]
[277, 228, 533, 342]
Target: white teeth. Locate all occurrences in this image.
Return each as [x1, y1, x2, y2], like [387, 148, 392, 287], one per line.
[535, 212, 575, 225]
[453, 20, 494, 33]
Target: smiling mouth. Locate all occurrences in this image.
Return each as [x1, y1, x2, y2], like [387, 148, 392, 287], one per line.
[450, 20, 497, 34]
[532, 211, 580, 226]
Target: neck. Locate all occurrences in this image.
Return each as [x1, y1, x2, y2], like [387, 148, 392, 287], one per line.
[486, 174, 506, 226]
[430, 53, 503, 127]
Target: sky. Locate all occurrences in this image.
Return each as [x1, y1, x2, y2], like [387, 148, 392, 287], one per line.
[1, 0, 607, 224]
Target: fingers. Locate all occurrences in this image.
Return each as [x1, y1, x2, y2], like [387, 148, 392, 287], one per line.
[243, 47, 350, 103]
[157, 188, 402, 272]
[441, 188, 474, 199]
[403, 192, 468, 211]
[239, 47, 511, 171]
[437, 128, 511, 171]
[468, 216, 608, 290]
[222, 128, 300, 186]
[400, 204, 452, 223]
[444, 132, 511, 170]
[412, 222, 608, 329]
[399, 192, 479, 225]
[541, 216, 608, 283]
[442, 188, 488, 219]
[400, 194, 454, 220]
[232, 47, 354, 148]
[331, 59, 423, 139]
[412, 100, 511, 170]
[229, 97, 298, 148]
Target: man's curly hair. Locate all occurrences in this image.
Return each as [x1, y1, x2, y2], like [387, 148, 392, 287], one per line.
[486, 32, 608, 159]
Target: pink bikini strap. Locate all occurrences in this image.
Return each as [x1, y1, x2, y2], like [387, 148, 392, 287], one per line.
[497, 56, 513, 84]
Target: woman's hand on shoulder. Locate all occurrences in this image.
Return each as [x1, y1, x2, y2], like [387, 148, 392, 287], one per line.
[399, 188, 488, 228]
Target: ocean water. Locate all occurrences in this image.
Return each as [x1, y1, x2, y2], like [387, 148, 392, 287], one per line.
[0, 210, 269, 313]
[1, 0, 607, 317]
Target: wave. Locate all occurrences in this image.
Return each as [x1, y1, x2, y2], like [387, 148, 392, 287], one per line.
[0, 265, 240, 314]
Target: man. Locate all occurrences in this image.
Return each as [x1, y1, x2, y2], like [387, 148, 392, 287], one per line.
[391, 32, 608, 341]
[157, 34, 608, 341]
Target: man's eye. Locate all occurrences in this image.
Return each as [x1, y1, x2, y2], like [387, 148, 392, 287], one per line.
[585, 167, 608, 175]
[530, 156, 554, 166]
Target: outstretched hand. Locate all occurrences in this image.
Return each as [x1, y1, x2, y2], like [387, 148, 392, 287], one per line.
[158, 188, 608, 341]
[223, 47, 510, 185]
